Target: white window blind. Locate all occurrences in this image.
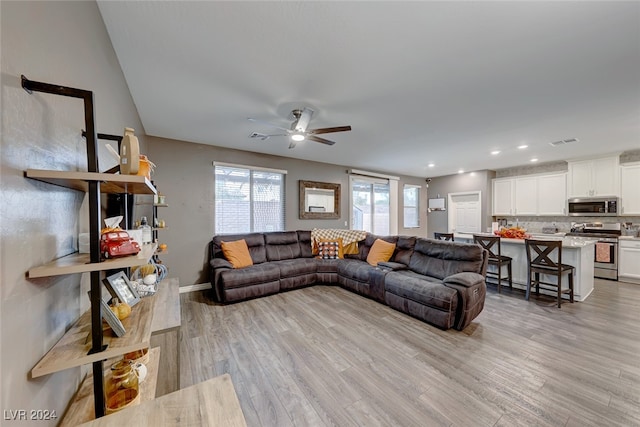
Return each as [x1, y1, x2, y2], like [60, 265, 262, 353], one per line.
[214, 164, 285, 234]
[403, 184, 420, 228]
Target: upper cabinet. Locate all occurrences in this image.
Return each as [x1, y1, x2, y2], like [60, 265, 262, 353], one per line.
[567, 156, 620, 198]
[492, 172, 566, 216]
[620, 163, 640, 215]
[492, 178, 514, 216]
[536, 173, 567, 216]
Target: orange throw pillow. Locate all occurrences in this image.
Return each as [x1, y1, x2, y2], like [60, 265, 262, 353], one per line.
[366, 239, 396, 266]
[220, 239, 253, 269]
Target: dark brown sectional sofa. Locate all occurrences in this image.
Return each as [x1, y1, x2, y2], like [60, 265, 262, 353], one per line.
[209, 230, 488, 331]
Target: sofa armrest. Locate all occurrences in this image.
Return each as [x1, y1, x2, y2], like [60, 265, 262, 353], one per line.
[377, 261, 408, 271]
[211, 258, 233, 270]
[443, 272, 485, 288]
[209, 258, 233, 302]
[443, 272, 486, 331]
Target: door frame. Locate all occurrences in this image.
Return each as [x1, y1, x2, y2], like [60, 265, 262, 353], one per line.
[447, 191, 482, 234]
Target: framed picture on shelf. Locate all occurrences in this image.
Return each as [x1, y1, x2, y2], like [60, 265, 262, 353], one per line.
[103, 271, 140, 307]
[87, 291, 126, 337]
[100, 299, 126, 337]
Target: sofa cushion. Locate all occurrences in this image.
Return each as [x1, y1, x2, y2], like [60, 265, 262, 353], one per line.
[408, 238, 485, 280]
[273, 258, 318, 278]
[385, 270, 458, 312]
[265, 231, 302, 261]
[213, 233, 267, 264]
[220, 239, 253, 269]
[296, 230, 314, 258]
[394, 236, 416, 265]
[218, 263, 281, 290]
[338, 259, 378, 282]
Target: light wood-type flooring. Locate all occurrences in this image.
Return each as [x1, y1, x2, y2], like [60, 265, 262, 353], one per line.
[178, 279, 640, 427]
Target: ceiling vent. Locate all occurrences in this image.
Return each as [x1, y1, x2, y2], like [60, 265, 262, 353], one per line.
[549, 138, 579, 147]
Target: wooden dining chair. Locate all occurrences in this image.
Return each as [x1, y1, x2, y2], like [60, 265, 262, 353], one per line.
[524, 239, 575, 308]
[434, 232, 454, 241]
[473, 235, 512, 293]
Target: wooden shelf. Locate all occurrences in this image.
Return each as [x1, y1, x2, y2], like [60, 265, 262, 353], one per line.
[59, 347, 161, 427]
[28, 244, 157, 279]
[78, 374, 247, 427]
[31, 295, 156, 378]
[25, 169, 157, 195]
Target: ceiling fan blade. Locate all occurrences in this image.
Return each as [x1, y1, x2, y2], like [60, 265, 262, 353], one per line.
[307, 135, 336, 146]
[247, 117, 292, 133]
[293, 107, 314, 132]
[307, 125, 352, 135]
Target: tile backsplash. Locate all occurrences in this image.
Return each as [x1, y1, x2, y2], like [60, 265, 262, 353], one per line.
[494, 216, 640, 234]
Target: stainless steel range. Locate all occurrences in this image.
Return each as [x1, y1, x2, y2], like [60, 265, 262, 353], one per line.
[566, 223, 621, 280]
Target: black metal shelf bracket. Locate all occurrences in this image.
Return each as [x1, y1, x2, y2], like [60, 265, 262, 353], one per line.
[22, 75, 106, 418]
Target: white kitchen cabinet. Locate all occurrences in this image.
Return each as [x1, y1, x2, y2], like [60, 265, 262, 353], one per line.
[492, 172, 567, 216]
[514, 176, 537, 215]
[620, 163, 640, 215]
[567, 156, 620, 197]
[492, 178, 514, 216]
[537, 173, 567, 215]
[619, 239, 640, 283]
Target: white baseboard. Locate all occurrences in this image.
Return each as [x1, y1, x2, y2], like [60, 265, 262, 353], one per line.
[179, 283, 210, 294]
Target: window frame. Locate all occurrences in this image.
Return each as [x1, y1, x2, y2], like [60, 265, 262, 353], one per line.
[403, 184, 421, 228]
[213, 162, 287, 234]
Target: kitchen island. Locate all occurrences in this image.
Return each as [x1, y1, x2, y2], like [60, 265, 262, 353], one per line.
[455, 233, 595, 301]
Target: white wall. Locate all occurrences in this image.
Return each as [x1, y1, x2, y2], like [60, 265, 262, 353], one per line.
[1, 1, 144, 423]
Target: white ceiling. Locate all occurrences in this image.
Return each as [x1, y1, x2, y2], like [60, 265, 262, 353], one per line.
[97, 1, 640, 178]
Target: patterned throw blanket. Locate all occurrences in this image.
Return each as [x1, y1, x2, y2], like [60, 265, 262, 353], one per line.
[311, 228, 368, 255]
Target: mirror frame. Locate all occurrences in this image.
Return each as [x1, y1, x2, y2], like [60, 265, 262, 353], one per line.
[299, 180, 341, 219]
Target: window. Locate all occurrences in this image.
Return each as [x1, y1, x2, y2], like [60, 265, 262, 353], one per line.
[403, 184, 420, 228]
[351, 176, 390, 235]
[214, 163, 286, 234]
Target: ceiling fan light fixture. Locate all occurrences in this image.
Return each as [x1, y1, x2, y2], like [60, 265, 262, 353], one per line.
[291, 133, 305, 142]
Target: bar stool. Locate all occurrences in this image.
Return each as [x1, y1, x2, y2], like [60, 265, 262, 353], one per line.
[434, 232, 454, 241]
[524, 239, 575, 308]
[473, 235, 512, 293]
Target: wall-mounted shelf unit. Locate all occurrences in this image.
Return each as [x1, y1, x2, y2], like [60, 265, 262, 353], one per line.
[21, 75, 158, 419]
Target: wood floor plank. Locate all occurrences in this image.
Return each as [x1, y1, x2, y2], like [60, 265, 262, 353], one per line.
[179, 279, 640, 427]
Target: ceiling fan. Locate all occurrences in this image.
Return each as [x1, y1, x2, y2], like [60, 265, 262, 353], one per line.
[248, 107, 351, 149]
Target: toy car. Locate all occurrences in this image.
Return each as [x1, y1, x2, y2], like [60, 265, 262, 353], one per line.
[100, 231, 141, 259]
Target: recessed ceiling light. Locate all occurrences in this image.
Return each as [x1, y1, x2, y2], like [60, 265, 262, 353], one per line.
[518, 145, 528, 149]
[491, 150, 501, 155]
[458, 169, 464, 174]
[428, 163, 435, 168]
[531, 158, 538, 162]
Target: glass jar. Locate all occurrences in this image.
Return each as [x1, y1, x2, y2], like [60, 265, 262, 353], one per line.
[138, 216, 152, 244]
[105, 360, 140, 414]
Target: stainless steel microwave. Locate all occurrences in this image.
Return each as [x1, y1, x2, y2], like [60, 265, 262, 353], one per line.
[567, 197, 619, 216]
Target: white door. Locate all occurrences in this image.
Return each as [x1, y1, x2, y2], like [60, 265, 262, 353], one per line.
[448, 192, 481, 234]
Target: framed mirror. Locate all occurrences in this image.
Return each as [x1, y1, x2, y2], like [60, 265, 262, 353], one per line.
[299, 180, 340, 219]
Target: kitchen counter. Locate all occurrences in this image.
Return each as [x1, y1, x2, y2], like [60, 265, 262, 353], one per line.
[455, 233, 595, 301]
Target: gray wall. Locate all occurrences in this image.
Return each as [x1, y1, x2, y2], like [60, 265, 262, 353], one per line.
[426, 170, 495, 237]
[1, 1, 145, 422]
[146, 136, 428, 286]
